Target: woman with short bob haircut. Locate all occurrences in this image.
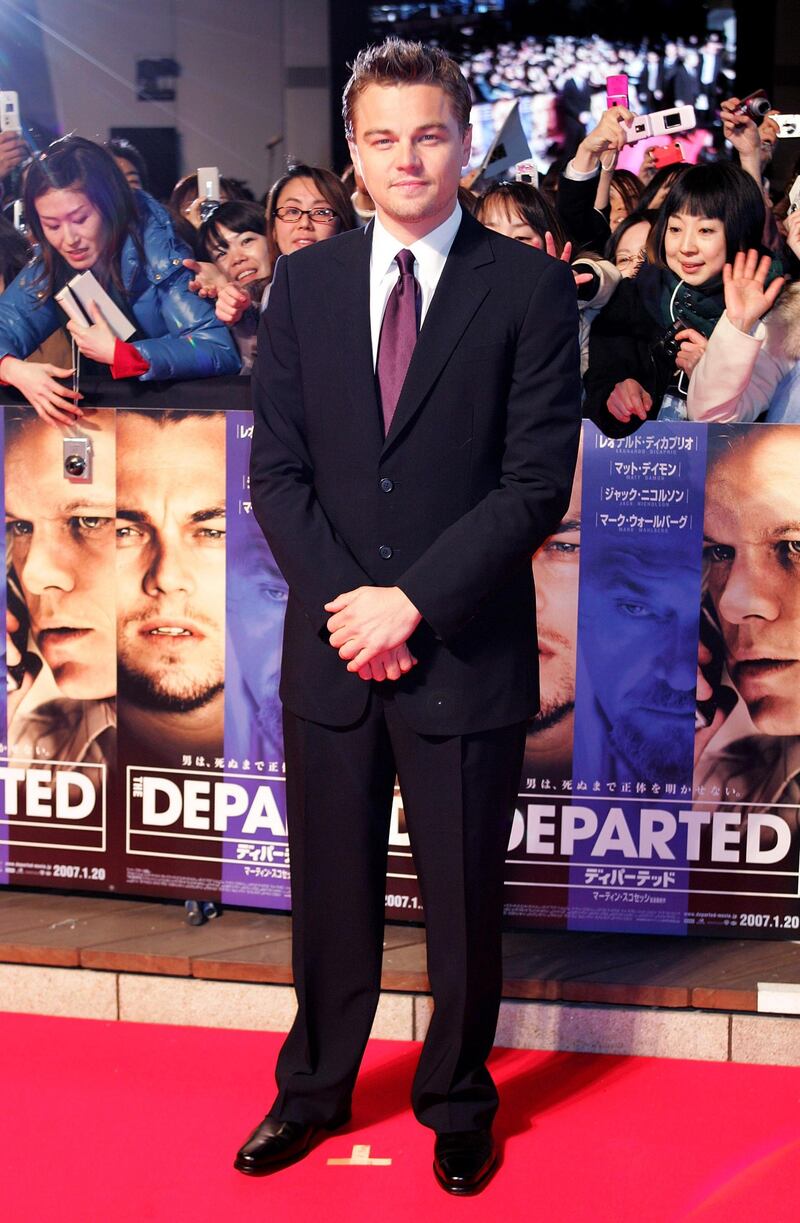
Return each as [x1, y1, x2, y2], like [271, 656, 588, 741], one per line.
[584, 160, 775, 436]
[0, 135, 239, 424]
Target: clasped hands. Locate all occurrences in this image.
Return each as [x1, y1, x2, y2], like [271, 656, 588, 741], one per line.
[324, 585, 422, 683]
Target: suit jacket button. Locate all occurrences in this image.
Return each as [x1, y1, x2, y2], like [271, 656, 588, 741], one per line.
[379, 544, 393, 559]
[380, 478, 394, 493]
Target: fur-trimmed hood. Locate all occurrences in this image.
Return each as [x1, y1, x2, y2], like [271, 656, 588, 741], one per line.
[767, 281, 800, 362]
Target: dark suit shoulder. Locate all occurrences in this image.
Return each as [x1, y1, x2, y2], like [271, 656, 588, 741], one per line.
[279, 224, 370, 283]
[476, 222, 557, 277]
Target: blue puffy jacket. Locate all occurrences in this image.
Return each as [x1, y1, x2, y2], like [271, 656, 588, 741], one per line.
[0, 191, 240, 379]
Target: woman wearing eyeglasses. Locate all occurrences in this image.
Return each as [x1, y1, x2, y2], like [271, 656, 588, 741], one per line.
[209, 164, 356, 361]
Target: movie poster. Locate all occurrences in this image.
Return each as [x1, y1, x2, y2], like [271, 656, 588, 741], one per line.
[508, 422, 800, 937]
[221, 410, 290, 908]
[1, 408, 798, 938]
[2, 407, 114, 891]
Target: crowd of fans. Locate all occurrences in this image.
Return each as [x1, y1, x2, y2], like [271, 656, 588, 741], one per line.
[0, 62, 798, 432]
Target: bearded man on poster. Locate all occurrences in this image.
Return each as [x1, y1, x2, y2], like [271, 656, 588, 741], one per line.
[240, 38, 581, 1194]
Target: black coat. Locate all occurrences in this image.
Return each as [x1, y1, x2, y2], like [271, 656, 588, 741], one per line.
[583, 263, 725, 437]
[250, 211, 581, 735]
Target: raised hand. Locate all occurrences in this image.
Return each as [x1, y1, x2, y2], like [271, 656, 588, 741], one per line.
[723, 249, 785, 334]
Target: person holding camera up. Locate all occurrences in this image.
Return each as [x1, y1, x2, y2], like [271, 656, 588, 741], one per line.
[0, 135, 239, 425]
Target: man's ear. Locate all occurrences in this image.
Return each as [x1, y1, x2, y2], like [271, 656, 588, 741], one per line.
[461, 124, 473, 169]
[348, 140, 363, 178]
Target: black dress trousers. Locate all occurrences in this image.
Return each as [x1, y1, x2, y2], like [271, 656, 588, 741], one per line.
[271, 686, 527, 1134]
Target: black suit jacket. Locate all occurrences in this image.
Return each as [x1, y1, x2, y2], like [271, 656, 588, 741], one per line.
[250, 211, 581, 736]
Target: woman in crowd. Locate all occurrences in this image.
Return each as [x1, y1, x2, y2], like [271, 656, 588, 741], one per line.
[687, 222, 798, 423]
[198, 200, 272, 373]
[608, 168, 642, 231]
[605, 207, 660, 278]
[212, 163, 356, 340]
[475, 179, 620, 373]
[0, 135, 239, 425]
[584, 160, 772, 435]
[637, 161, 689, 211]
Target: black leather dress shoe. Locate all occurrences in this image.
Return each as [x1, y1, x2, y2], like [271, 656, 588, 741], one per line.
[433, 1129, 496, 1195]
[233, 1113, 348, 1175]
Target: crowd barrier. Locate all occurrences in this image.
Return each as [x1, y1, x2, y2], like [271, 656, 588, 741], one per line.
[1, 379, 797, 938]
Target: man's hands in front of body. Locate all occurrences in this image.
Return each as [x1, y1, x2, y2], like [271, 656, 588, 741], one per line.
[325, 586, 422, 682]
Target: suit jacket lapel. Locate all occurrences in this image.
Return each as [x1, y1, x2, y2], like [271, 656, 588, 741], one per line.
[381, 212, 494, 456]
[328, 223, 384, 454]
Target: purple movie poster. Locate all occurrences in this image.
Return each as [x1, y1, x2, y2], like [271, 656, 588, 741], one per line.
[222, 411, 290, 908]
[567, 423, 707, 933]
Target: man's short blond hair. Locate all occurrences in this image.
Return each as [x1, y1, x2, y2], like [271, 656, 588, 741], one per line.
[343, 37, 472, 140]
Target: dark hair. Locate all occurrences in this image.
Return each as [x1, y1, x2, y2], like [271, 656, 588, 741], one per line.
[650, 161, 766, 267]
[604, 208, 660, 265]
[105, 138, 149, 192]
[198, 200, 267, 260]
[609, 169, 642, 219]
[265, 163, 357, 271]
[637, 162, 689, 212]
[474, 179, 568, 255]
[0, 213, 32, 289]
[343, 37, 472, 138]
[23, 135, 141, 296]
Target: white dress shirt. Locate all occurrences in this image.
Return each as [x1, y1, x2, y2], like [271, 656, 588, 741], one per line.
[369, 204, 463, 367]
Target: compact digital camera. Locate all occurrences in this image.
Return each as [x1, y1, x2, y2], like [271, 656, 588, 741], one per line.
[623, 105, 696, 145]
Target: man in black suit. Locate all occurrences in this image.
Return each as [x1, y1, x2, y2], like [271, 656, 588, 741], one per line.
[236, 38, 581, 1194]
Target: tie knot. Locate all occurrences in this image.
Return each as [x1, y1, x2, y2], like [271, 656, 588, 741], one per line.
[395, 248, 416, 276]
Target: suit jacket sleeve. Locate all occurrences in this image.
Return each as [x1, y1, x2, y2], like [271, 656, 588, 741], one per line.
[397, 257, 581, 643]
[250, 254, 373, 635]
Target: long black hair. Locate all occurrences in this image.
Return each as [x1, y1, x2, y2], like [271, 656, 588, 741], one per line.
[23, 135, 142, 296]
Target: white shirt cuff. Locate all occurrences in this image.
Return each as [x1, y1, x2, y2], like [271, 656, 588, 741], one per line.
[563, 159, 601, 182]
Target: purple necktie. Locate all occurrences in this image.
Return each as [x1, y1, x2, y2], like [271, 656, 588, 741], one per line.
[376, 248, 420, 436]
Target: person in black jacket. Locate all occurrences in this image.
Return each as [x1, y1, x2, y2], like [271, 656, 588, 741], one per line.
[584, 161, 769, 436]
[237, 38, 581, 1193]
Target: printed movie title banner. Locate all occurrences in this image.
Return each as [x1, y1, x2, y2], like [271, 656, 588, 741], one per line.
[1, 408, 798, 937]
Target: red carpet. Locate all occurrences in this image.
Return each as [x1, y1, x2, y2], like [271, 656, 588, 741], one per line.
[1, 1012, 798, 1222]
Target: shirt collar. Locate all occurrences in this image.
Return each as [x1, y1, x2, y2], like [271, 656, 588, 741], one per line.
[371, 203, 463, 279]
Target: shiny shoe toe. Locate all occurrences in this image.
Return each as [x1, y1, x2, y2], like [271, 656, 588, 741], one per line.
[433, 1129, 496, 1195]
[234, 1117, 317, 1175]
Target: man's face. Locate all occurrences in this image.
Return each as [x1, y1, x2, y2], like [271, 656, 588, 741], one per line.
[704, 432, 800, 734]
[116, 414, 226, 713]
[581, 543, 699, 780]
[531, 464, 582, 732]
[348, 82, 471, 236]
[5, 412, 116, 698]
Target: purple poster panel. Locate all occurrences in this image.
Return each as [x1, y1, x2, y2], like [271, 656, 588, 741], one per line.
[222, 410, 290, 907]
[568, 423, 707, 933]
